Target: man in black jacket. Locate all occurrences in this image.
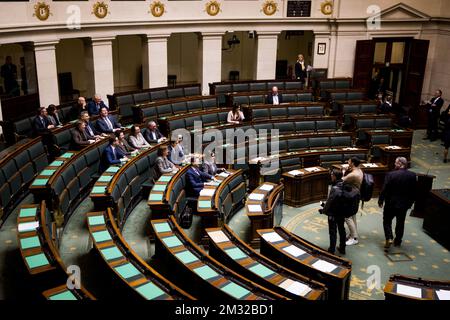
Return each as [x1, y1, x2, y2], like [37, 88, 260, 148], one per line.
[266, 86, 283, 105]
[423, 89, 444, 141]
[378, 157, 417, 249]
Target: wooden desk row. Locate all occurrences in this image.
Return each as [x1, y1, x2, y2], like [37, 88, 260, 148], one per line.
[257, 227, 352, 300]
[42, 284, 95, 301]
[87, 209, 193, 300]
[206, 225, 327, 300]
[384, 274, 450, 300]
[151, 216, 285, 300]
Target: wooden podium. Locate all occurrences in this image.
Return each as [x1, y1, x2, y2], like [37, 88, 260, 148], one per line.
[380, 146, 411, 170]
[422, 189, 450, 250]
[282, 167, 329, 207]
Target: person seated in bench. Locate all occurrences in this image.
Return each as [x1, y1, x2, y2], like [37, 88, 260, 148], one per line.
[33, 107, 55, 136]
[116, 131, 136, 156]
[154, 146, 178, 179]
[47, 104, 63, 127]
[71, 120, 96, 150]
[87, 94, 108, 116]
[201, 151, 225, 176]
[128, 125, 151, 150]
[71, 96, 89, 118]
[266, 86, 283, 105]
[168, 136, 186, 165]
[96, 106, 123, 134]
[80, 111, 103, 141]
[227, 103, 245, 124]
[144, 121, 166, 144]
[186, 156, 213, 198]
[101, 135, 128, 171]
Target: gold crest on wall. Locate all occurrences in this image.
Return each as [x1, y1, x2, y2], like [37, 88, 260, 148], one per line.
[92, 2, 109, 19]
[205, 1, 221, 16]
[150, 1, 165, 18]
[33, 2, 51, 21]
[262, 0, 278, 16]
[321, 1, 333, 15]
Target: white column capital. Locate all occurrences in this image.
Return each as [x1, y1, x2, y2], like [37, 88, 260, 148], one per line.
[33, 40, 59, 51]
[200, 32, 225, 40]
[256, 31, 281, 39]
[90, 37, 115, 46]
[144, 33, 171, 42]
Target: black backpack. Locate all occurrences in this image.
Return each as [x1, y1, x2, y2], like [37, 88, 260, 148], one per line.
[178, 205, 193, 229]
[360, 173, 374, 202]
[335, 183, 361, 218]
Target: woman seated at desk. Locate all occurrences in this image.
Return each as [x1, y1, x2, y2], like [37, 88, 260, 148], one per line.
[201, 151, 225, 176]
[168, 136, 186, 165]
[128, 125, 151, 150]
[154, 146, 178, 179]
[116, 131, 136, 156]
[227, 104, 245, 124]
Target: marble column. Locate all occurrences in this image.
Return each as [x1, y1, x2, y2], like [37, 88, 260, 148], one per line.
[255, 32, 280, 80]
[142, 34, 170, 89]
[91, 37, 115, 101]
[34, 41, 60, 107]
[198, 32, 224, 95]
[82, 38, 96, 98]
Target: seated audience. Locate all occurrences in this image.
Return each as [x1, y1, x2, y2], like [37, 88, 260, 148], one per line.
[70, 120, 95, 150]
[116, 131, 136, 156]
[101, 135, 128, 171]
[154, 146, 178, 179]
[87, 94, 108, 116]
[80, 111, 102, 140]
[168, 136, 186, 165]
[201, 151, 225, 176]
[72, 96, 89, 118]
[128, 125, 151, 149]
[96, 106, 123, 134]
[33, 107, 54, 135]
[144, 120, 166, 144]
[47, 104, 63, 126]
[186, 156, 213, 198]
[227, 104, 245, 124]
[266, 86, 283, 105]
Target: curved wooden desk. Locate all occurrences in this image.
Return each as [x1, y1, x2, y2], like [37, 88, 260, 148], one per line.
[384, 274, 450, 300]
[43, 284, 96, 300]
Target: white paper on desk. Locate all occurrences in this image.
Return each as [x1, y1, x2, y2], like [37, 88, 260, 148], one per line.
[199, 188, 215, 197]
[207, 230, 229, 243]
[18, 221, 39, 232]
[363, 163, 378, 168]
[343, 147, 358, 151]
[396, 284, 422, 298]
[259, 184, 274, 192]
[262, 232, 284, 243]
[305, 167, 319, 172]
[248, 193, 265, 201]
[282, 245, 306, 257]
[218, 171, 230, 178]
[312, 259, 337, 273]
[288, 170, 303, 176]
[248, 204, 263, 212]
[436, 289, 450, 300]
[279, 279, 312, 297]
[386, 145, 401, 150]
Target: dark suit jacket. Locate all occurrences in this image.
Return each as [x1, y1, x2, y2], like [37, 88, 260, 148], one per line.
[101, 145, 126, 171]
[295, 61, 307, 82]
[33, 116, 52, 135]
[143, 128, 164, 144]
[85, 121, 100, 139]
[87, 101, 108, 116]
[266, 93, 283, 105]
[379, 168, 417, 210]
[427, 97, 444, 116]
[186, 167, 212, 197]
[96, 116, 121, 134]
[70, 128, 90, 150]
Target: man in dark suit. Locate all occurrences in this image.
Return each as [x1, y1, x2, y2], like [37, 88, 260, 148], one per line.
[96, 106, 123, 134]
[266, 86, 283, 105]
[47, 104, 63, 126]
[143, 120, 166, 144]
[80, 111, 102, 140]
[295, 54, 307, 83]
[100, 136, 128, 172]
[70, 121, 95, 150]
[33, 107, 55, 136]
[423, 89, 444, 141]
[1, 56, 19, 96]
[378, 157, 417, 249]
[186, 157, 213, 198]
[87, 94, 108, 116]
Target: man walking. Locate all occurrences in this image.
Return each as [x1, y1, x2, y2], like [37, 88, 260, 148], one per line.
[378, 157, 417, 249]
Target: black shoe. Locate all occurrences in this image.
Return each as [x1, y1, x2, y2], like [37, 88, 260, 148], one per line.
[327, 247, 335, 254]
[337, 246, 346, 254]
[444, 159, 448, 163]
[394, 239, 402, 247]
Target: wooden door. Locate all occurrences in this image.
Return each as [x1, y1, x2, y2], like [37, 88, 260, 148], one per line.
[353, 40, 375, 89]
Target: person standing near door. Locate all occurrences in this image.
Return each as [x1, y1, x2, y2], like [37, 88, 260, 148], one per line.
[423, 89, 444, 141]
[295, 54, 307, 84]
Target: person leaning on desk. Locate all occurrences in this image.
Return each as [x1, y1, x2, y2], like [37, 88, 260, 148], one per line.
[186, 156, 215, 198]
[201, 151, 226, 176]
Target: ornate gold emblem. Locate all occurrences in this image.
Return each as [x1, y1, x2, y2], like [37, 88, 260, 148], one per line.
[262, 0, 278, 16]
[33, 2, 51, 21]
[92, 2, 109, 19]
[205, 1, 221, 16]
[321, 1, 333, 15]
[150, 1, 165, 17]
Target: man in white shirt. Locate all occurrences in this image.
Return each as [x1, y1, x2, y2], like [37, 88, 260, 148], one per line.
[266, 86, 283, 105]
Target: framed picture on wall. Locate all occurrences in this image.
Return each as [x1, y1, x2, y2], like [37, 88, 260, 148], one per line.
[317, 43, 326, 55]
